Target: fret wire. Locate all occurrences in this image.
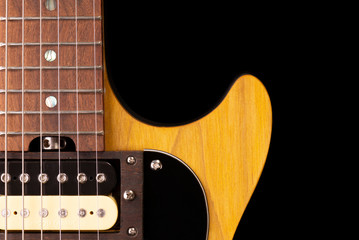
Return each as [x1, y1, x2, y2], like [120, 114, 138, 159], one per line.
[0, 66, 102, 70]
[0, 16, 102, 21]
[1, 41, 102, 46]
[0, 110, 103, 115]
[0, 89, 103, 93]
[0, 131, 104, 136]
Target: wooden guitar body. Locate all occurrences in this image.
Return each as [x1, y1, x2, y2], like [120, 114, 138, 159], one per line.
[0, 0, 272, 238]
[104, 74, 272, 239]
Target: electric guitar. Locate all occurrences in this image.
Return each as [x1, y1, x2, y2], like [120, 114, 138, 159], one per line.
[0, 0, 272, 239]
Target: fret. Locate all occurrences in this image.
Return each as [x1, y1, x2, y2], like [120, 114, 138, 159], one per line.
[0, 93, 103, 112]
[0, 41, 102, 46]
[0, 131, 104, 136]
[0, 89, 103, 93]
[0, 0, 104, 152]
[0, 110, 103, 115]
[0, 16, 102, 21]
[0, 66, 102, 70]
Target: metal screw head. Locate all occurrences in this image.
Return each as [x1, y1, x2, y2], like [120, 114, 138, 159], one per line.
[78, 208, 87, 218]
[38, 173, 49, 184]
[123, 190, 136, 201]
[19, 173, 30, 183]
[57, 173, 68, 183]
[1, 173, 11, 183]
[39, 208, 49, 218]
[97, 209, 105, 218]
[126, 156, 136, 165]
[58, 208, 68, 218]
[150, 160, 162, 171]
[77, 173, 87, 184]
[127, 227, 138, 236]
[96, 173, 106, 183]
[1, 209, 10, 217]
[20, 208, 30, 218]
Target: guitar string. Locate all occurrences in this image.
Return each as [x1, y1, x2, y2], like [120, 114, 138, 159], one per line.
[75, 0, 81, 239]
[21, 0, 25, 238]
[4, 0, 8, 238]
[39, 0, 44, 239]
[92, 0, 100, 239]
[57, 0, 62, 238]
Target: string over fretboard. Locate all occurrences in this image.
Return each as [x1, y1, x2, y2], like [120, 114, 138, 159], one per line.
[0, 0, 104, 152]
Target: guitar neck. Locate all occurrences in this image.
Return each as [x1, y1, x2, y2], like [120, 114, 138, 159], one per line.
[0, 0, 104, 152]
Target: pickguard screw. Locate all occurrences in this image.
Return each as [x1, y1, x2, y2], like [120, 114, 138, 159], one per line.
[150, 160, 162, 171]
[77, 173, 87, 184]
[1, 173, 11, 183]
[57, 173, 68, 183]
[96, 173, 106, 183]
[97, 209, 105, 218]
[126, 156, 136, 165]
[38, 173, 49, 184]
[58, 208, 68, 218]
[123, 190, 136, 201]
[127, 227, 138, 236]
[19, 173, 30, 183]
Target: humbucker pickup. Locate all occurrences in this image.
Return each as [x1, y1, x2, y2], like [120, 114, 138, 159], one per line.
[0, 195, 118, 230]
[0, 151, 144, 237]
[0, 160, 117, 195]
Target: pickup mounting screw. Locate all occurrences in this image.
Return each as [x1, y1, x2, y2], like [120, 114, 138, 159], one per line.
[127, 227, 138, 236]
[19, 173, 30, 183]
[57, 173, 68, 183]
[126, 156, 136, 165]
[123, 190, 136, 201]
[150, 160, 162, 171]
[38, 173, 49, 184]
[1, 173, 11, 183]
[77, 173, 87, 184]
[96, 173, 106, 183]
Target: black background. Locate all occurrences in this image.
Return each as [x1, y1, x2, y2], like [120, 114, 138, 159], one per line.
[104, 2, 333, 239]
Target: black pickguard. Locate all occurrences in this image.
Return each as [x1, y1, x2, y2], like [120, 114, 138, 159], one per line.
[144, 150, 208, 240]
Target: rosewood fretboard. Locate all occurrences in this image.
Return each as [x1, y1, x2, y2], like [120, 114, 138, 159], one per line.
[0, 0, 104, 151]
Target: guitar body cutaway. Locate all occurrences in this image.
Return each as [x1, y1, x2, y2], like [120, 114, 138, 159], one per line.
[104, 74, 272, 239]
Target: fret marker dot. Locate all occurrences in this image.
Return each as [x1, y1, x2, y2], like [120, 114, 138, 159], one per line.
[44, 49, 56, 62]
[45, 96, 57, 108]
[45, 0, 57, 11]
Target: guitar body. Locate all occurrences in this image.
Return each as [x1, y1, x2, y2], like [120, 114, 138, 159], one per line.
[104, 74, 272, 239]
[0, 1, 271, 238]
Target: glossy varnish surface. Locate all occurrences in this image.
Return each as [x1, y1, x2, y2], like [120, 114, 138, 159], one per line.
[0, 0, 103, 151]
[105, 74, 272, 239]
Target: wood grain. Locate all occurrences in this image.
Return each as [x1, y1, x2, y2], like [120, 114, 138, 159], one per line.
[104, 74, 272, 240]
[0, 0, 103, 151]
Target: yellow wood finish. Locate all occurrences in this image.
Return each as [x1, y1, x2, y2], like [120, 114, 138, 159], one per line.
[104, 74, 272, 239]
